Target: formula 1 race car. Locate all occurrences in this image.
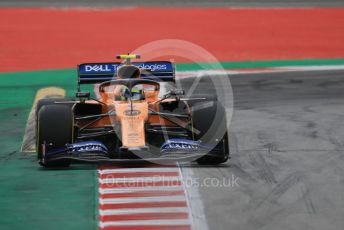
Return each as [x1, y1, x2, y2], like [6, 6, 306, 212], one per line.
[35, 54, 229, 167]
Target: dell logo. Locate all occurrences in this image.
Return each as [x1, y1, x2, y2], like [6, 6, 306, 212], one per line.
[85, 65, 111, 72]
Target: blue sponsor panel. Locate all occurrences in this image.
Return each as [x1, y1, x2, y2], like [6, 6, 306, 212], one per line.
[160, 138, 209, 153]
[78, 61, 174, 83]
[45, 141, 108, 157]
[66, 141, 108, 154]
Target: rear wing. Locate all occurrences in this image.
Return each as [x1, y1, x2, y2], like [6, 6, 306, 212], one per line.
[77, 61, 175, 84]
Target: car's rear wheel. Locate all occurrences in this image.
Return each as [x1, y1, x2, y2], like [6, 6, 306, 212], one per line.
[36, 104, 73, 168]
[190, 99, 230, 165]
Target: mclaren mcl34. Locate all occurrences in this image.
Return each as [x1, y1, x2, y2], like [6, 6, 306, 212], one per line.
[36, 54, 229, 167]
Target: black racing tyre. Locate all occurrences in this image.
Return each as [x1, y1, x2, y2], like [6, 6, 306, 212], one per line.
[196, 132, 230, 165]
[36, 98, 72, 117]
[190, 100, 230, 165]
[191, 99, 224, 139]
[35, 97, 74, 150]
[37, 104, 73, 168]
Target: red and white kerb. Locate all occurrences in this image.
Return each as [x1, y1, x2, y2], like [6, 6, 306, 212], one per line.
[98, 166, 193, 230]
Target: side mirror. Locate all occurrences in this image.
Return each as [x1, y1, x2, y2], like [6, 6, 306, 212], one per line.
[170, 89, 185, 96]
[76, 92, 90, 98]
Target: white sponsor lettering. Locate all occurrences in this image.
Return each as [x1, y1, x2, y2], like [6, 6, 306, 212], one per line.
[136, 63, 168, 71]
[71, 145, 103, 152]
[163, 143, 199, 150]
[85, 65, 112, 72]
[83, 63, 168, 72]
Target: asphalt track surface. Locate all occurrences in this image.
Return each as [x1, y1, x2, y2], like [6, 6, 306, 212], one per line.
[180, 70, 344, 230]
[1, 0, 344, 7]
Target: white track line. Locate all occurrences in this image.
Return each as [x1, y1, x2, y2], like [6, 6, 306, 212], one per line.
[179, 165, 209, 230]
[176, 65, 344, 78]
[99, 219, 190, 228]
[99, 176, 180, 184]
[98, 167, 178, 174]
[279, 65, 344, 71]
[99, 186, 184, 194]
[100, 195, 186, 204]
[100, 207, 189, 215]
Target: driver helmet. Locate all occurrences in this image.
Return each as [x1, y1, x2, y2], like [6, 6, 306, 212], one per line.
[117, 65, 141, 79]
[115, 65, 144, 100]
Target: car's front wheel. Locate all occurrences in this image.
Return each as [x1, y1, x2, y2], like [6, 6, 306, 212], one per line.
[190, 99, 230, 165]
[36, 104, 73, 168]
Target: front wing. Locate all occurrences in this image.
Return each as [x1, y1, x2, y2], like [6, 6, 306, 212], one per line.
[41, 139, 224, 164]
